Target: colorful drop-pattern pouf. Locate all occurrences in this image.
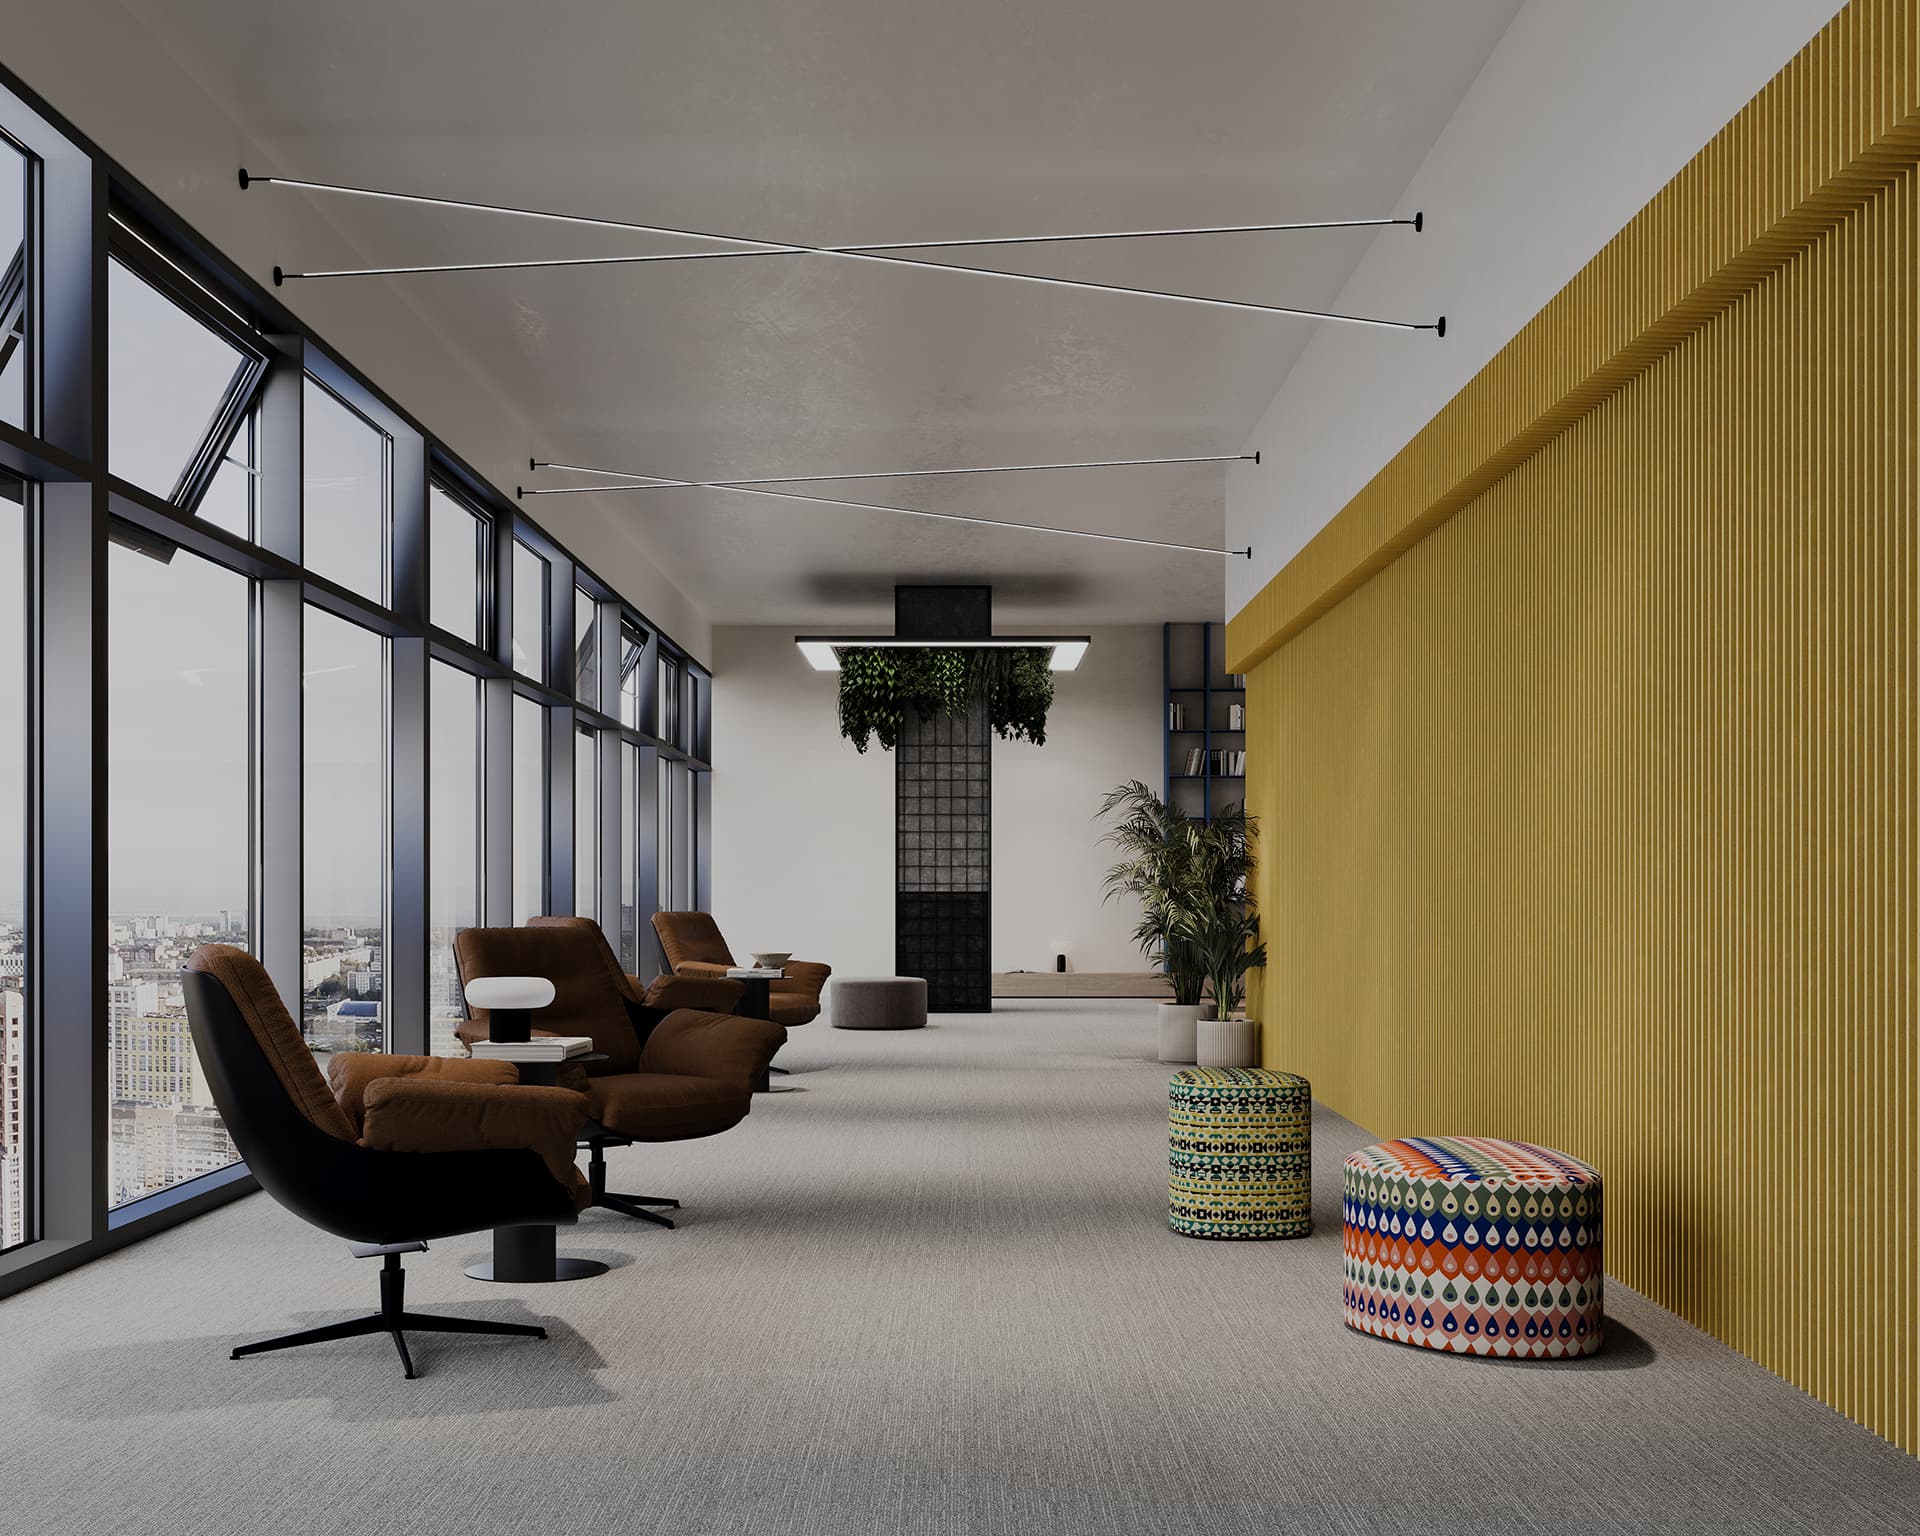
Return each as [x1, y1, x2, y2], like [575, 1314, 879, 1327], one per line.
[1342, 1136, 1604, 1358]
[1168, 1067, 1311, 1239]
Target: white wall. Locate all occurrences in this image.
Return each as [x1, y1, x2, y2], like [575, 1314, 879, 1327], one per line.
[1226, 0, 1847, 616]
[710, 626, 1163, 980]
[0, 2, 711, 659]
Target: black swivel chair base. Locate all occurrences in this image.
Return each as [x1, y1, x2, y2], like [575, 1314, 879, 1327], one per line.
[231, 1241, 547, 1380]
[584, 1133, 680, 1230]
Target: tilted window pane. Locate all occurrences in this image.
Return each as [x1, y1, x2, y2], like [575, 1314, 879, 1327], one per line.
[107, 539, 248, 1207]
[512, 695, 545, 925]
[574, 727, 598, 921]
[0, 141, 26, 431]
[512, 541, 546, 681]
[574, 588, 599, 708]
[302, 608, 386, 1053]
[197, 411, 255, 541]
[107, 258, 251, 502]
[428, 663, 481, 1056]
[303, 378, 388, 599]
[429, 486, 486, 645]
[0, 479, 28, 1250]
[619, 624, 647, 731]
[619, 742, 638, 971]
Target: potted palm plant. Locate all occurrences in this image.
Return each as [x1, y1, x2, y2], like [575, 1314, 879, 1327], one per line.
[1098, 781, 1212, 1063]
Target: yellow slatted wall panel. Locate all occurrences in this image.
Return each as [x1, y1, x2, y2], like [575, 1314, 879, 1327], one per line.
[1244, 155, 1919, 1453]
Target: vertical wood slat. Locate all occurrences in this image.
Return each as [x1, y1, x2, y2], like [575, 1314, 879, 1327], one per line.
[1245, 156, 1920, 1456]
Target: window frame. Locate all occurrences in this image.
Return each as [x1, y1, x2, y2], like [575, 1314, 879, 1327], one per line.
[0, 61, 715, 1295]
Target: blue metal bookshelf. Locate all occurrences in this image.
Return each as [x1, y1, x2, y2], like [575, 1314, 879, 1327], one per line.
[1163, 621, 1245, 823]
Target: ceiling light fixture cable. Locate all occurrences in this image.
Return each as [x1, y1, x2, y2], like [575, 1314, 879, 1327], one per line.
[240, 170, 1443, 334]
[523, 451, 1260, 494]
[515, 472, 1251, 558]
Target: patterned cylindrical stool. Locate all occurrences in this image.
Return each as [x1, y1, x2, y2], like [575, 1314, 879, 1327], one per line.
[1342, 1136, 1604, 1358]
[1168, 1068, 1312, 1239]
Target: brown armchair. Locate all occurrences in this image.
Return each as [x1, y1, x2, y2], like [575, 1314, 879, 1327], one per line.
[454, 920, 783, 1229]
[652, 911, 832, 1027]
[181, 944, 588, 1378]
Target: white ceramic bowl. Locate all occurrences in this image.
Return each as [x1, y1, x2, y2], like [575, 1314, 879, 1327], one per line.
[750, 951, 792, 969]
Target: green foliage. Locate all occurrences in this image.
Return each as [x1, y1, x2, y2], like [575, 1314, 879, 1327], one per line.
[837, 646, 1053, 752]
[1097, 781, 1262, 1014]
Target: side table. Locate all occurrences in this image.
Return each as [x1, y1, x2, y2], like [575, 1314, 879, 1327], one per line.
[460, 973, 610, 1284]
[727, 966, 786, 1090]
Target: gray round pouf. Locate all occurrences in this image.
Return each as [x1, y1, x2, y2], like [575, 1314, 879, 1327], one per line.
[831, 976, 929, 1030]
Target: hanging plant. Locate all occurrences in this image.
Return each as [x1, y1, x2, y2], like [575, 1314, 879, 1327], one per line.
[837, 645, 1053, 752]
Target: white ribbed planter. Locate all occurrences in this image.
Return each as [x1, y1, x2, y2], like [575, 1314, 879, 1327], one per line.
[1196, 1014, 1256, 1069]
[1157, 1003, 1202, 1064]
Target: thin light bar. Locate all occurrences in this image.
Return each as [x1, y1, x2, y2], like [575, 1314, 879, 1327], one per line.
[524, 451, 1259, 494]
[241, 171, 1443, 334]
[795, 636, 1092, 672]
[516, 472, 1250, 558]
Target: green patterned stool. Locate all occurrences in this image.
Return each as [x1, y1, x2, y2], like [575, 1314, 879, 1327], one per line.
[1168, 1067, 1312, 1239]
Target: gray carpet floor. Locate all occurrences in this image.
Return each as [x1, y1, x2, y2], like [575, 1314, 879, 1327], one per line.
[1, 1001, 1915, 1536]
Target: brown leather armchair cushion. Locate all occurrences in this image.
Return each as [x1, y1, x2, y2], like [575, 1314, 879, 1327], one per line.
[327, 1052, 518, 1128]
[358, 1076, 591, 1206]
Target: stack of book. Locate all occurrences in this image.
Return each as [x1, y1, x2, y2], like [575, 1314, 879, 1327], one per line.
[1180, 748, 1248, 776]
[469, 1035, 595, 1061]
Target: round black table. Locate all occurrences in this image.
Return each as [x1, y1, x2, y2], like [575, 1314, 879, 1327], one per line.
[465, 1051, 610, 1284]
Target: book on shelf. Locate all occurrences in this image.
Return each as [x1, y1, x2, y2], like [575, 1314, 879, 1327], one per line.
[1227, 702, 1245, 730]
[470, 1035, 595, 1061]
[1167, 700, 1188, 731]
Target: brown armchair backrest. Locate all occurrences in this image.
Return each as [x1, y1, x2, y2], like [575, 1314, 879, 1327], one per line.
[531, 914, 746, 1017]
[453, 923, 641, 1074]
[652, 911, 736, 972]
[184, 945, 357, 1142]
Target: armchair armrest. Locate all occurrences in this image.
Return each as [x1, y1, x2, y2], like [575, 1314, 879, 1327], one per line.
[358, 1077, 590, 1206]
[642, 974, 746, 1013]
[774, 959, 832, 1000]
[670, 959, 736, 980]
[637, 1009, 785, 1092]
[327, 1052, 518, 1130]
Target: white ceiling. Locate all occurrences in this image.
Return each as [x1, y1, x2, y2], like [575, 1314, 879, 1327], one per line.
[136, 0, 1520, 627]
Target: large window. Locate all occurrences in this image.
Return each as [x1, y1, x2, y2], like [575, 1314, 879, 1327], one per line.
[0, 81, 716, 1295]
[619, 742, 639, 970]
[107, 257, 259, 507]
[0, 477, 27, 1250]
[429, 485, 488, 645]
[575, 725, 598, 921]
[0, 139, 26, 430]
[428, 663, 481, 1056]
[513, 695, 546, 924]
[106, 537, 248, 1208]
[302, 608, 386, 1051]
[303, 377, 388, 598]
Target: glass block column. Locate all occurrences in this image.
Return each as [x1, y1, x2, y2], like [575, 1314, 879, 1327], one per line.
[895, 702, 991, 1012]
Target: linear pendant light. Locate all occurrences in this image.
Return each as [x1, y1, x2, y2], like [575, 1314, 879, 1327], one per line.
[523, 451, 1259, 495]
[516, 471, 1251, 558]
[240, 171, 1444, 334]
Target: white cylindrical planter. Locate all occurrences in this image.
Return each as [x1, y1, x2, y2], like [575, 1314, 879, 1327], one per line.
[1196, 1015, 1256, 1069]
[1158, 1003, 1202, 1064]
